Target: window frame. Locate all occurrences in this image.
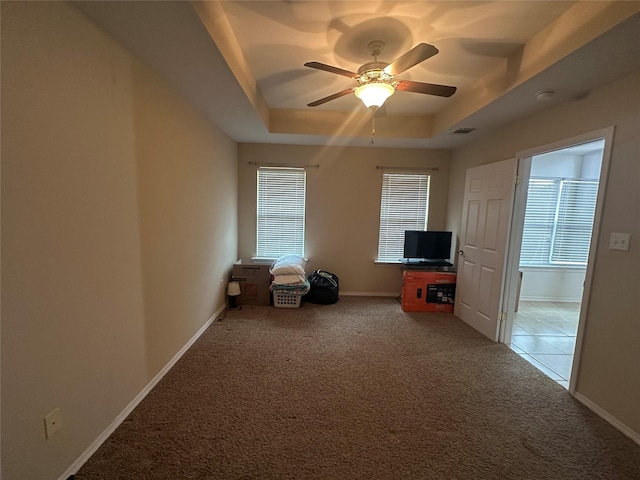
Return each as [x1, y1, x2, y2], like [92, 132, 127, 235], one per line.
[256, 167, 306, 259]
[520, 176, 598, 268]
[376, 172, 431, 263]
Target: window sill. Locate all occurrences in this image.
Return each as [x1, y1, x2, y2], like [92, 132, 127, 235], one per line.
[374, 260, 402, 266]
[251, 256, 309, 264]
[519, 265, 587, 271]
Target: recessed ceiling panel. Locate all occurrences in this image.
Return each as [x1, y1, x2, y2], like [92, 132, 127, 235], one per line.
[221, 1, 576, 114]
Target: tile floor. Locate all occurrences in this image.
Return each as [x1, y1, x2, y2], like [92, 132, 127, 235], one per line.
[508, 301, 580, 389]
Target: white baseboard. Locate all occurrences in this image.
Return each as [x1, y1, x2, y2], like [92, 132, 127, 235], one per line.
[60, 303, 227, 480]
[573, 392, 640, 446]
[340, 291, 399, 297]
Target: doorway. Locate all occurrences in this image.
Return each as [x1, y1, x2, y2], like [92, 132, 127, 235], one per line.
[510, 301, 580, 388]
[501, 130, 612, 391]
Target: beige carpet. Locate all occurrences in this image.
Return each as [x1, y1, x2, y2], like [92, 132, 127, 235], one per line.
[75, 297, 640, 479]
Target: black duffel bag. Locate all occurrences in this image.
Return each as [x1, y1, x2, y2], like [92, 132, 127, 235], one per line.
[304, 270, 339, 304]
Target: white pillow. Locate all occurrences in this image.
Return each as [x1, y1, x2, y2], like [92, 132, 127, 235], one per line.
[270, 254, 307, 275]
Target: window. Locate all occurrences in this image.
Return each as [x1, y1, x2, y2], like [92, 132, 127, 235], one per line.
[520, 179, 559, 265]
[520, 177, 598, 266]
[377, 173, 430, 262]
[256, 167, 306, 258]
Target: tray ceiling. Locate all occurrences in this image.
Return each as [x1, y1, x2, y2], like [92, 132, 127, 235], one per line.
[76, 1, 640, 148]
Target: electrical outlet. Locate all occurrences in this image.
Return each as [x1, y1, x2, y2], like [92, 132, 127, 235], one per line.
[609, 232, 631, 251]
[44, 407, 62, 439]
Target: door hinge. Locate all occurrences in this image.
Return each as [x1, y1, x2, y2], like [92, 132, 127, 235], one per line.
[514, 175, 523, 185]
[499, 311, 507, 322]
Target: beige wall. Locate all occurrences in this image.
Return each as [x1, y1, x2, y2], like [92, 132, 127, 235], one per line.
[447, 69, 640, 436]
[237, 144, 451, 294]
[1, 2, 237, 479]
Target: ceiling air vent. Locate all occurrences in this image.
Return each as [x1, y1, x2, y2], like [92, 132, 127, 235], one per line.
[451, 127, 475, 134]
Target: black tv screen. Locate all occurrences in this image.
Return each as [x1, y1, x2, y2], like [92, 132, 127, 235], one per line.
[403, 231, 452, 260]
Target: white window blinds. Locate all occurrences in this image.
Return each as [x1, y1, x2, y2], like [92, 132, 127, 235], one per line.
[256, 168, 306, 258]
[377, 173, 430, 262]
[551, 180, 599, 265]
[520, 179, 559, 265]
[520, 178, 598, 266]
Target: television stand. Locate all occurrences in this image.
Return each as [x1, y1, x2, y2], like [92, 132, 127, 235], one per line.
[401, 259, 453, 270]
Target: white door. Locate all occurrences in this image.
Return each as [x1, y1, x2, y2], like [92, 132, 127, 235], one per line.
[454, 158, 517, 341]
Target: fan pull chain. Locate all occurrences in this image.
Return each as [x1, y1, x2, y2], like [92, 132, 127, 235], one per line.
[370, 109, 376, 145]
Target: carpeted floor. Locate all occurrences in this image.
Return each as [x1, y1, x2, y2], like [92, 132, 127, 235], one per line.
[75, 297, 640, 479]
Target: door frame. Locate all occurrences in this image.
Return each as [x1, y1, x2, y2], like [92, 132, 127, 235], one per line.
[500, 126, 615, 394]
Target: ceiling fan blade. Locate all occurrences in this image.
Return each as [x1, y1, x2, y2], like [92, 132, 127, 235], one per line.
[396, 80, 457, 97]
[383, 43, 438, 76]
[304, 62, 359, 79]
[307, 88, 354, 107]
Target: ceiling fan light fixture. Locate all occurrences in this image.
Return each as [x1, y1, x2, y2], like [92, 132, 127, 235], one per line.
[354, 83, 395, 108]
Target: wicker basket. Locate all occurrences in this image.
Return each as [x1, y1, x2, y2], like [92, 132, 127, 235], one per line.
[273, 291, 302, 308]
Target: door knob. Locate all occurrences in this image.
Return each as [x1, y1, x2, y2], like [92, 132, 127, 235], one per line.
[458, 250, 464, 256]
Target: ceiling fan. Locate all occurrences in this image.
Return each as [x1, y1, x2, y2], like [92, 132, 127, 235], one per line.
[304, 40, 457, 109]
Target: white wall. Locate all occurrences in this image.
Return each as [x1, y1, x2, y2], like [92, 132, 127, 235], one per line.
[530, 149, 603, 179]
[582, 151, 604, 179]
[1, 3, 238, 479]
[530, 154, 582, 177]
[447, 68, 640, 438]
[519, 268, 586, 302]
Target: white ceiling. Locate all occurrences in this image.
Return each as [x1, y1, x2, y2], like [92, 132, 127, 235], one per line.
[75, 1, 640, 149]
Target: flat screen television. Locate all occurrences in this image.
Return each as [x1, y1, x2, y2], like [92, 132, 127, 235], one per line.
[403, 230, 452, 261]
